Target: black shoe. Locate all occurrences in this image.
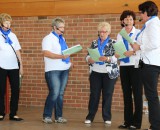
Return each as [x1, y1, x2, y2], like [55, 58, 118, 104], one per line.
[129, 126, 137, 130]
[0, 115, 4, 121]
[9, 116, 23, 121]
[118, 124, 129, 129]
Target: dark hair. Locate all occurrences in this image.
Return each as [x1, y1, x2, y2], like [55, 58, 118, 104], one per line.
[120, 10, 136, 27]
[139, 1, 158, 16]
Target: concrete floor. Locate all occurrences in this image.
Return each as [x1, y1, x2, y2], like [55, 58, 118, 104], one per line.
[0, 107, 149, 130]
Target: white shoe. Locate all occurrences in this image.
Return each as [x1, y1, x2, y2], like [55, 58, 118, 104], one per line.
[55, 117, 67, 123]
[84, 119, 91, 124]
[42, 117, 53, 124]
[105, 120, 111, 125]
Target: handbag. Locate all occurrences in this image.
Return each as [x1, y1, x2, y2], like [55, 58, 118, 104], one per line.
[2, 34, 20, 69]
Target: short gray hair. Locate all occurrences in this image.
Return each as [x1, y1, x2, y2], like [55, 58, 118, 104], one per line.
[97, 22, 111, 33]
[52, 17, 65, 28]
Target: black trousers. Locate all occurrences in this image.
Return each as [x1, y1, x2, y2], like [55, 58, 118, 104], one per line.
[0, 67, 20, 117]
[120, 66, 143, 128]
[86, 71, 117, 122]
[142, 64, 160, 130]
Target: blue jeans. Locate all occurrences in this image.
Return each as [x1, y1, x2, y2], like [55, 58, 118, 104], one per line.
[43, 69, 69, 119]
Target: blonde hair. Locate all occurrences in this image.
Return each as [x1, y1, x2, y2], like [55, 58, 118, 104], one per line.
[97, 22, 111, 33]
[0, 13, 12, 27]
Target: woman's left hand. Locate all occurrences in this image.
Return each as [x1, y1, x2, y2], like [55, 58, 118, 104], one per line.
[131, 43, 140, 51]
[124, 51, 134, 57]
[20, 64, 23, 76]
[99, 56, 110, 62]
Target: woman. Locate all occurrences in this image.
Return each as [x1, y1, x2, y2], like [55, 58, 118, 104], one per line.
[42, 17, 71, 124]
[132, 1, 160, 130]
[85, 22, 119, 125]
[117, 10, 143, 130]
[0, 13, 23, 121]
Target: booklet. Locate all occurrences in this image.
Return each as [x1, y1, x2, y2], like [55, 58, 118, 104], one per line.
[62, 44, 82, 55]
[119, 29, 134, 44]
[113, 40, 127, 59]
[87, 48, 101, 62]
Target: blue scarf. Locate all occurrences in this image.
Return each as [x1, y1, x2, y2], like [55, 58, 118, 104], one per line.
[120, 33, 133, 63]
[135, 16, 156, 40]
[52, 31, 70, 64]
[0, 27, 13, 44]
[96, 36, 110, 65]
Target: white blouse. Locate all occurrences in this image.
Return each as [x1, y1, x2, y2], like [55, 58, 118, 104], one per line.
[0, 31, 21, 69]
[137, 16, 160, 66]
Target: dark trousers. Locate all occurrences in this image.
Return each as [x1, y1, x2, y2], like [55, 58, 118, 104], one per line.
[86, 71, 117, 122]
[120, 66, 143, 128]
[142, 64, 160, 130]
[0, 67, 20, 117]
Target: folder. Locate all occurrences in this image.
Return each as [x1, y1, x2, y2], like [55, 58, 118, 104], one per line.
[62, 44, 82, 55]
[113, 40, 127, 59]
[87, 48, 101, 62]
[119, 29, 134, 44]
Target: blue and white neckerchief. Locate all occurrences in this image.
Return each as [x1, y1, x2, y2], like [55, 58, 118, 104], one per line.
[120, 33, 133, 63]
[52, 31, 70, 64]
[96, 36, 110, 65]
[135, 16, 156, 40]
[0, 27, 13, 44]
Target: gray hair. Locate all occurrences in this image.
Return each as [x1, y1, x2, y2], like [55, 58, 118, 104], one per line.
[97, 22, 111, 33]
[52, 17, 65, 28]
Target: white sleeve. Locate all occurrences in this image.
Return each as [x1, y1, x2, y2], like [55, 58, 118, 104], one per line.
[140, 21, 160, 51]
[12, 34, 21, 51]
[42, 36, 53, 51]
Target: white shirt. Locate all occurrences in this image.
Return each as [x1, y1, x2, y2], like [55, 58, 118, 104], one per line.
[137, 16, 160, 66]
[117, 26, 141, 66]
[0, 31, 21, 69]
[42, 32, 71, 72]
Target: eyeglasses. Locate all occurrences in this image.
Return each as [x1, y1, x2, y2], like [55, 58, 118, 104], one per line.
[139, 11, 144, 14]
[98, 31, 107, 34]
[3, 21, 11, 25]
[58, 26, 65, 28]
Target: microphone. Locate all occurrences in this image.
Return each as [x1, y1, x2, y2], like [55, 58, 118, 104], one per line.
[98, 33, 100, 37]
[1, 24, 9, 30]
[139, 19, 142, 22]
[56, 27, 64, 34]
[123, 22, 128, 26]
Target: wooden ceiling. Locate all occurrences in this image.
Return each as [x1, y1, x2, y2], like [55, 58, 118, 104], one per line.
[0, 0, 160, 16]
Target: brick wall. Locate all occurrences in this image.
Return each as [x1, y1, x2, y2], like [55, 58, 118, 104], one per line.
[11, 13, 160, 111]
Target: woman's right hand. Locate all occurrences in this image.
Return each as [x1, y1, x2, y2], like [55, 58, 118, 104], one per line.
[88, 57, 95, 64]
[114, 53, 120, 59]
[62, 54, 70, 59]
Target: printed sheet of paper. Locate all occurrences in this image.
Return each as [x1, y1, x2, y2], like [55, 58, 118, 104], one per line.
[87, 48, 101, 62]
[62, 44, 82, 55]
[113, 41, 127, 59]
[119, 29, 134, 44]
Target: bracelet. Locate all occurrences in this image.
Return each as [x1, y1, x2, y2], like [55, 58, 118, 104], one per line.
[133, 51, 136, 55]
[106, 57, 110, 62]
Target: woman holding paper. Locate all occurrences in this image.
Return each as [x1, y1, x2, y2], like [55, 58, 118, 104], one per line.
[42, 17, 71, 124]
[85, 22, 119, 125]
[132, 1, 160, 130]
[117, 10, 143, 130]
